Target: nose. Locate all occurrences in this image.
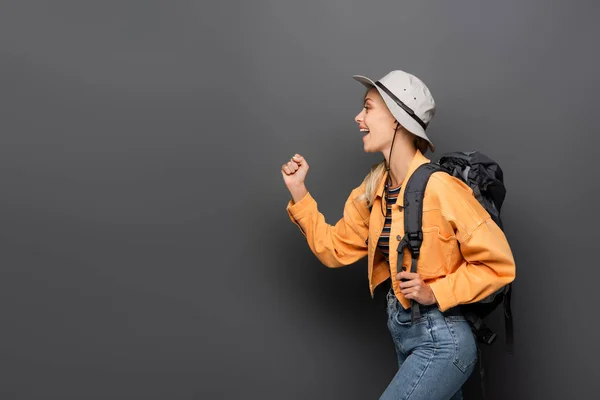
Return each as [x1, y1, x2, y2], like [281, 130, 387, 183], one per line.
[355, 108, 365, 124]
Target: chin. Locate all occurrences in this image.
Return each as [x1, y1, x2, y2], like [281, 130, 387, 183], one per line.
[362, 143, 379, 153]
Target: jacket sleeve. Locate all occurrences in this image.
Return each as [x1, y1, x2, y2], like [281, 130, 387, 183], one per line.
[427, 175, 516, 312]
[285, 183, 370, 268]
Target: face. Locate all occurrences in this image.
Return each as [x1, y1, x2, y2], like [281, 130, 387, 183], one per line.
[354, 88, 398, 153]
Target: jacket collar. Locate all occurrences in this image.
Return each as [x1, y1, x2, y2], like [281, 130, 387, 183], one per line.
[374, 149, 431, 203]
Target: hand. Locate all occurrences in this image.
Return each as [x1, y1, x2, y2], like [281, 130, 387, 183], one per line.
[281, 154, 309, 202]
[397, 271, 437, 306]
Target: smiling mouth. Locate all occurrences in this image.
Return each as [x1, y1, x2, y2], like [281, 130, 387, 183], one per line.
[361, 129, 370, 142]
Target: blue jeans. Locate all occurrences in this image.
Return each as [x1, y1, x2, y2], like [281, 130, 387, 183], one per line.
[380, 288, 478, 400]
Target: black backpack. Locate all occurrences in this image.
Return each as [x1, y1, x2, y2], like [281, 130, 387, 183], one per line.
[396, 151, 513, 351]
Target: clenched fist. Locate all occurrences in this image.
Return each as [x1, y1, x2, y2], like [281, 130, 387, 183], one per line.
[281, 154, 309, 203]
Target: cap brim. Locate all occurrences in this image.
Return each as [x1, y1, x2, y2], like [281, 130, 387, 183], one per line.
[352, 75, 377, 89]
[352, 74, 435, 152]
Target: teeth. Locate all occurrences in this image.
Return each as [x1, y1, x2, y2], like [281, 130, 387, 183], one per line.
[360, 129, 370, 132]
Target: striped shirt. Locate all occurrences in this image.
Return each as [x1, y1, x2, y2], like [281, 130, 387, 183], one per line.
[377, 182, 402, 262]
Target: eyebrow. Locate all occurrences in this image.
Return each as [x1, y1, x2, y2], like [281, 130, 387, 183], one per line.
[364, 98, 374, 104]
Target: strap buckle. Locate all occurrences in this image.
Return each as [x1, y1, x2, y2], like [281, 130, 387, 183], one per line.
[476, 325, 497, 345]
[406, 231, 423, 256]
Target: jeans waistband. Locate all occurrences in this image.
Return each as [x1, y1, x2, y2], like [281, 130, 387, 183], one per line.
[386, 286, 463, 318]
[420, 302, 463, 318]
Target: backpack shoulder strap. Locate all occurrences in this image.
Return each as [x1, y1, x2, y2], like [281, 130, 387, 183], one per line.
[402, 162, 445, 259]
[396, 162, 444, 322]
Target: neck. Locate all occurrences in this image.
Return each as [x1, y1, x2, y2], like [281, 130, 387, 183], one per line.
[384, 145, 417, 187]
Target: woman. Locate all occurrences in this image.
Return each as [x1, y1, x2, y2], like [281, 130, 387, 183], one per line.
[280, 70, 516, 400]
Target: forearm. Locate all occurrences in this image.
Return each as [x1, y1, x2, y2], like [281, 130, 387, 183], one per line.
[288, 183, 309, 204]
[286, 191, 369, 268]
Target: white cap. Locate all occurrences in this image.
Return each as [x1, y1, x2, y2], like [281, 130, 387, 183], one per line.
[353, 70, 436, 152]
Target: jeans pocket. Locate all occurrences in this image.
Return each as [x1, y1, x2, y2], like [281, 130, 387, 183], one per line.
[444, 317, 478, 373]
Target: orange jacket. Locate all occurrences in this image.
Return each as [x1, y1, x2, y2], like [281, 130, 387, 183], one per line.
[286, 149, 516, 312]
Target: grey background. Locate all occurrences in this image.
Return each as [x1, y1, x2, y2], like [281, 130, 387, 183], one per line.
[0, 0, 598, 399]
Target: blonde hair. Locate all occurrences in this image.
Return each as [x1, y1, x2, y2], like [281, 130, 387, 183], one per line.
[358, 133, 430, 208]
[358, 160, 387, 208]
